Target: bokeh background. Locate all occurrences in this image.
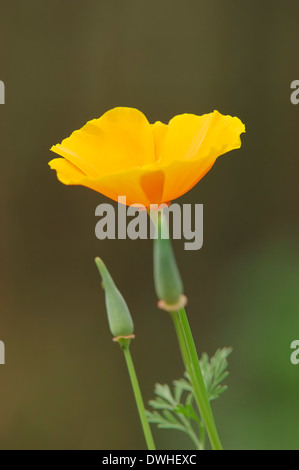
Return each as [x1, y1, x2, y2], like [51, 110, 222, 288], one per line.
[1, 0, 299, 450]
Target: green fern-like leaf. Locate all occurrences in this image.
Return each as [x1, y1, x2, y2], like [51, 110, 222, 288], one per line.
[200, 347, 232, 401]
[147, 347, 232, 449]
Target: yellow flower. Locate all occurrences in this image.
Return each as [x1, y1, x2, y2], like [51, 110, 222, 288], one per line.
[49, 107, 245, 207]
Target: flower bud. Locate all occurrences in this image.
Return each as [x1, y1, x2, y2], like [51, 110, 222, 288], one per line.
[153, 212, 186, 311]
[95, 257, 134, 341]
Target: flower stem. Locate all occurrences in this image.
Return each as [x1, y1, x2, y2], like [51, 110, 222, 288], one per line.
[122, 345, 156, 450]
[172, 308, 223, 450]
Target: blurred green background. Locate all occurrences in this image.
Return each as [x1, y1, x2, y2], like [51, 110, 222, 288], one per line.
[1, 0, 299, 450]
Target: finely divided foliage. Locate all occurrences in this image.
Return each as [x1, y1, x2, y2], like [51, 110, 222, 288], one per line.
[147, 348, 232, 450]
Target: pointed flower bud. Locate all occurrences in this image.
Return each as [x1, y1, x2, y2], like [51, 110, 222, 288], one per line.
[153, 212, 187, 311]
[95, 257, 134, 342]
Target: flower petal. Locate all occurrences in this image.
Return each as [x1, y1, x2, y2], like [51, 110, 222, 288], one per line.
[159, 110, 245, 165]
[65, 159, 210, 207]
[50, 107, 156, 176]
[151, 121, 168, 161]
[140, 170, 165, 204]
[160, 159, 215, 203]
[77, 164, 164, 207]
[49, 108, 245, 206]
[48, 158, 87, 184]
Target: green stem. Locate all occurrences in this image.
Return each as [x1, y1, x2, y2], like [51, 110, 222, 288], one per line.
[174, 408, 201, 450]
[172, 309, 223, 450]
[199, 422, 206, 451]
[123, 345, 156, 450]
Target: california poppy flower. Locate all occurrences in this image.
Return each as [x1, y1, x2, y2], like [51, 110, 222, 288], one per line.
[49, 107, 245, 207]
